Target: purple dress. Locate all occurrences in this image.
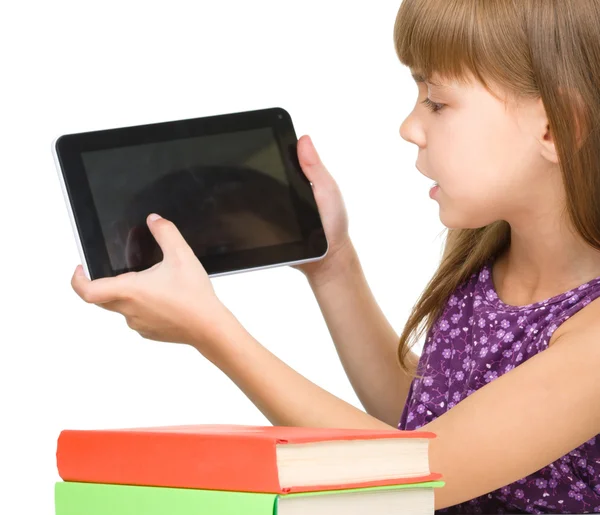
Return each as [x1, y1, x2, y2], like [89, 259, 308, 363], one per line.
[398, 258, 600, 514]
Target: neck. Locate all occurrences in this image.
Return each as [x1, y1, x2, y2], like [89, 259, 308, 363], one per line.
[492, 218, 600, 307]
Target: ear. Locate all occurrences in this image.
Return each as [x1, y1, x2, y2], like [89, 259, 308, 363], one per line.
[534, 97, 560, 165]
[539, 123, 559, 164]
[538, 88, 586, 164]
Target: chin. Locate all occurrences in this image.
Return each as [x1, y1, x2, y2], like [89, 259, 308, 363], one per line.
[439, 208, 493, 230]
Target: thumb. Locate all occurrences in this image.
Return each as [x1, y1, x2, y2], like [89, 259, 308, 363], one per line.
[297, 135, 334, 186]
[146, 214, 191, 262]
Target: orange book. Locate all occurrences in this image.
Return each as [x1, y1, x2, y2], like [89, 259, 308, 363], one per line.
[56, 424, 442, 493]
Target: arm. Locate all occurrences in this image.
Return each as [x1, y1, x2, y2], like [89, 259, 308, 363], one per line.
[199, 299, 600, 511]
[422, 305, 600, 510]
[202, 315, 394, 430]
[305, 241, 419, 427]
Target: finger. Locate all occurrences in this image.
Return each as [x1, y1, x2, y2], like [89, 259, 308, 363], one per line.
[297, 135, 336, 188]
[71, 265, 131, 304]
[146, 214, 192, 262]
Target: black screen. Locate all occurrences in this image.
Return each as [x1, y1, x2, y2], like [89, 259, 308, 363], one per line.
[80, 127, 303, 272]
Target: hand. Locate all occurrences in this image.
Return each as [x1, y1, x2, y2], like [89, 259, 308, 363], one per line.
[71, 213, 231, 348]
[292, 135, 354, 281]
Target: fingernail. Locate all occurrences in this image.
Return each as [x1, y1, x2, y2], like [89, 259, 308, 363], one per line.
[149, 213, 161, 222]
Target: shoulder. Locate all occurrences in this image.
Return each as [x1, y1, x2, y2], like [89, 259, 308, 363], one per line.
[549, 294, 600, 347]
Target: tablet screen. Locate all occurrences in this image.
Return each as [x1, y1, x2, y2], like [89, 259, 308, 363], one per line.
[80, 127, 304, 272]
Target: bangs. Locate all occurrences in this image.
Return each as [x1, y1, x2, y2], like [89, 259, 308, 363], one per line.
[393, 0, 533, 98]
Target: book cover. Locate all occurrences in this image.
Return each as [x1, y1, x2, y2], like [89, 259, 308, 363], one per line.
[57, 424, 442, 493]
[55, 480, 446, 515]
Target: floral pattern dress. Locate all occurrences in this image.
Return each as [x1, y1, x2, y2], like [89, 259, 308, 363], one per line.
[398, 258, 600, 513]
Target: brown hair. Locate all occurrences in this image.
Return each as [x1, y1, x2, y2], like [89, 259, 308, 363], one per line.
[393, 0, 600, 377]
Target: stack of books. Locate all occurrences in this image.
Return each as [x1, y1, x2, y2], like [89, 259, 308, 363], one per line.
[54, 424, 445, 514]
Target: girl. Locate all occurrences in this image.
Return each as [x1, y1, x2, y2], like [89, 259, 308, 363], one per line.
[70, 0, 600, 512]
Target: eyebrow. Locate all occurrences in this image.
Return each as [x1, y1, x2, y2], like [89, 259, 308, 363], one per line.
[411, 73, 443, 87]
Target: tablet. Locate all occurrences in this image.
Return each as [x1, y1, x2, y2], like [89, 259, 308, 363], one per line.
[52, 107, 328, 280]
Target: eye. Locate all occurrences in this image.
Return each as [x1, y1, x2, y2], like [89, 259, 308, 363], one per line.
[421, 97, 445, 114]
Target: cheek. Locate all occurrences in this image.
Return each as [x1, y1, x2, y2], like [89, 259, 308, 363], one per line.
[431, 112, 522, 211]
[426, 94, 543, 228]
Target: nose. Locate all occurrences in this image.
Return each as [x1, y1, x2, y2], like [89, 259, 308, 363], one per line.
[399, 109, 426, 148]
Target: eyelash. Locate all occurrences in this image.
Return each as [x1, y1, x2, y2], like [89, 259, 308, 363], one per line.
[421, 97, 445, 114]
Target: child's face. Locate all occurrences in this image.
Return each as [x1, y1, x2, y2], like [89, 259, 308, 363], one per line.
[400, 70, 554, 229]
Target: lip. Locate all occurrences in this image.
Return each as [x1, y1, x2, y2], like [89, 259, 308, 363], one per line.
[429, 184, 440, 199]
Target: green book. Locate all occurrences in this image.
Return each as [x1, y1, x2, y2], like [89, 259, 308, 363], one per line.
[55, 480, 445, 515]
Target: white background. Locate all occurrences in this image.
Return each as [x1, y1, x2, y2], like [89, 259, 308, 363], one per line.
[0, 1, 446, 512]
